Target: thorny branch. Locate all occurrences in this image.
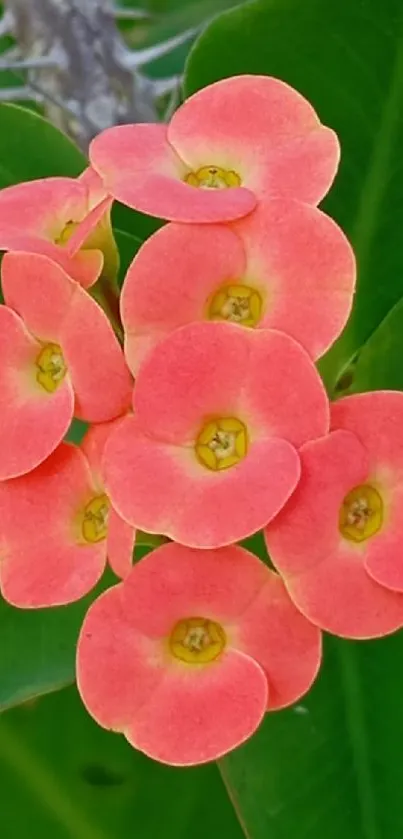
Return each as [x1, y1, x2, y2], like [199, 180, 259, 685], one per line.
[2, 0, 198, 150]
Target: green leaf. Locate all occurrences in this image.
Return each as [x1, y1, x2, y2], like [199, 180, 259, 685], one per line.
[0, 103, 86, 184]
[221, 632, 403, 839]
[114, 228, 142, 286]
[185, 0, 403, 390]
[112, 201, 163, 242]
[349, 297, 403, 394]
[0, 686, 244, 839]
[0, 572, 113, 711]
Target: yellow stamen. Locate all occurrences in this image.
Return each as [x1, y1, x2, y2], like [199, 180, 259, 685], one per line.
[339, 484, 383, 543]
[208, 283, 262, 328]
[81, 494, 110, 543]
[195, 417, 248, 471]
[55, 220, 79, 246]
[35, 343, 67, 393]
[169, 617, 226, 664]
[185, 165, 241, 190]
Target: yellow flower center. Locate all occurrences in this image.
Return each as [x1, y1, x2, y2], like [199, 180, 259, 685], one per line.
[339, 484, 383, 543]
[169, 617, 226, 664]
[81, 494, 110, 543]
[35, 343, 67, 393]
[208, 283, 262, 327]
[55, 220, 79, 246]
[185, 166, 241, 190]
[195, 417, 248, 471]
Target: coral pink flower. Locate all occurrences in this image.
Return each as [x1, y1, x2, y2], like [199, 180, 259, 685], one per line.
[77, 542, 321, 765]
[0, 426, 135, 608]
[81, 421, 136, 580]
[0, 252, 132, 480]
[90, 75, 339, 223]
[122, 200, 355, 374]
[103, 321, 329, 548]
[0, 168, 117, 288]
[264, 392, 403, 639]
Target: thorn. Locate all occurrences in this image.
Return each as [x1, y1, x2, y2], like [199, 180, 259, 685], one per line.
[110, 5, 152, 21]
[0, 46, 20, 63]
[150, 74, 181, 98]
[119, 27, 198, 69]
[161, 78, 183, 121]
[0, 11, 14, 39]
[32, 86, 78, 117]
[0, 55, 59, 72]
[0, 86, 42, 102]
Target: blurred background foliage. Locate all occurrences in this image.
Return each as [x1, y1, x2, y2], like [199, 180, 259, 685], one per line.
[0, 686, 243, 839]
[0, 0, 239, 111]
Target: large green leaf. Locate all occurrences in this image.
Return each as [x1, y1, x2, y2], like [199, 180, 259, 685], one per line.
[221, 632, 403, 839]
[0, 103, 85, 183]
[349, 297, 403, 394]
[112, 201, 163, 243]
[114, 228, 143, 285]
[0, 573, 114, 711]
[185, 0, 403, 391]
[0, 686, 244, 839]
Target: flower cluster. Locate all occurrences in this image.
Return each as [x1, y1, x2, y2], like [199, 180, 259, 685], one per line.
[1, 74, 401, 766]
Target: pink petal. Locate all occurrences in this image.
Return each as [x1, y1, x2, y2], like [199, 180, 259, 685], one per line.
[254, 128, 340, 206]
[231, 199, 356, 359]
[169, 75, 339, 205]
[2, 251, 76, 340]
[0, 177, 86, 238]
[121, 223, 246, 374]
[119, 542, 269, 637]
[0, 306, 74, 480]
[238, 328, 330, 446]
[265, 431, 403, 638]
[104, 415, 300, 548]
[286, 553, 403, 640]
[236, 570, 321, 710]
[77, 578, 268, 766]
[362, 486, 403, 591]
[80, 421, 135, 579]
[2, 252, 133, 422]
[122, 202, 355, 369]
[107, 508, 135, 579]
[103, 415, 195, 534]
[78, 165, 109, 205]
[106, 324, 325, 547]
[77, 585, 167, 731]
[0, 443, 106, 607]
[64, 196, 112, 255]
[0, 177, 102, 287]
[90, 123, 255, 222]
[132, 321, 251, 444]
[80, 418, 127, 487]
[331, 391, 403, 592]
[132, 322, 328, 446]
[60, 286, 133, 422]
[331, 391, 403, 468]
[0, 232, 102, 289]
[126, 649, 267, 765]
[64, 249, 104, 289]
[265, 430, 368, 575]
